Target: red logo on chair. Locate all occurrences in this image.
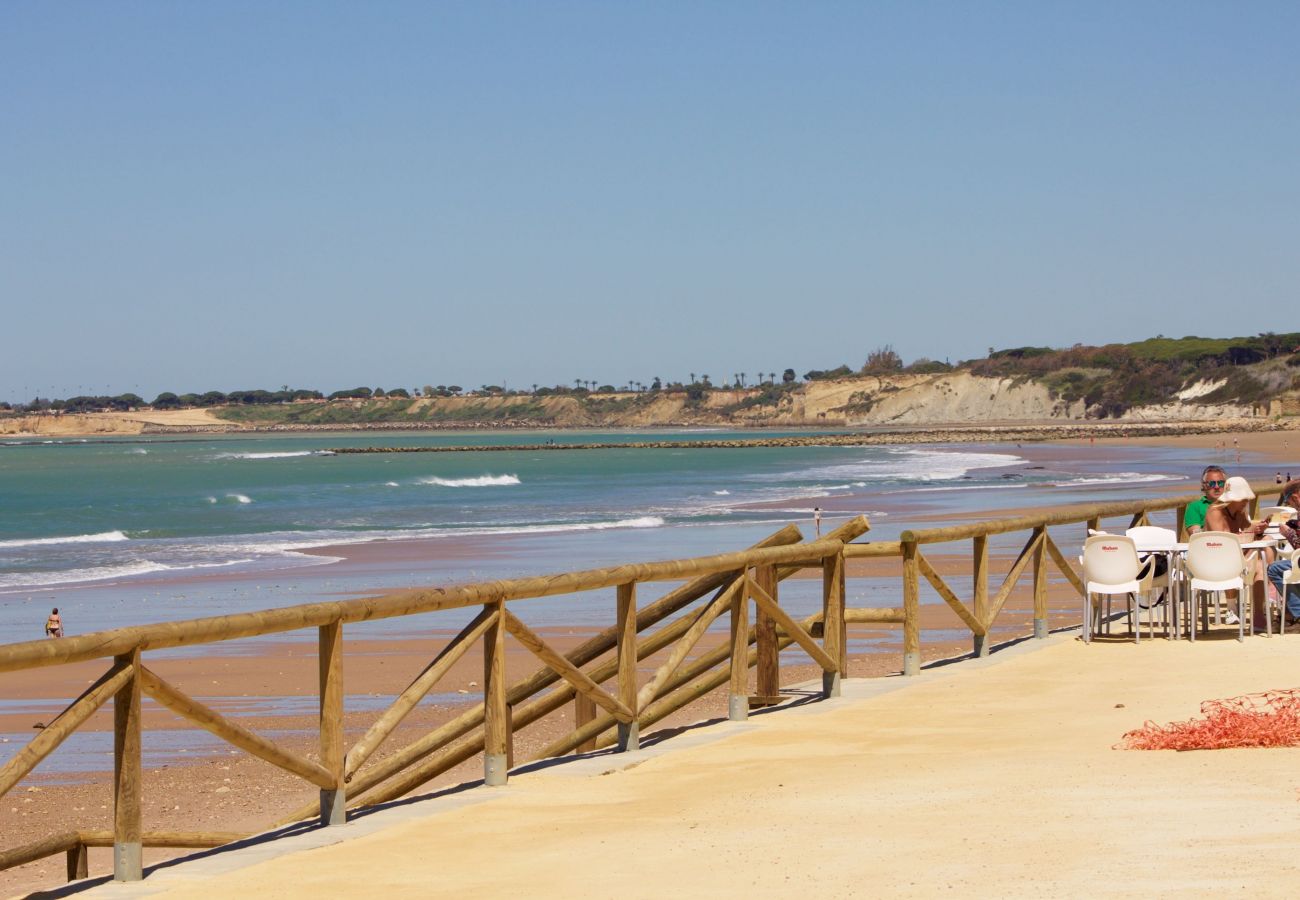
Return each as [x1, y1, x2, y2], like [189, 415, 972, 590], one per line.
[1102, 545, 1118, 551]
[1207, 542, 1223, 548]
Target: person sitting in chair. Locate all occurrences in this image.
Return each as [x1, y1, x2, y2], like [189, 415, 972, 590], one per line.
[1206, 477, 1269, 628]
[1266, 479, 1300, 629]
[1184, 465, 1228, 535]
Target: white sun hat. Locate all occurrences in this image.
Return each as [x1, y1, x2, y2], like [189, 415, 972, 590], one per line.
[1220, 476, 1256, 503]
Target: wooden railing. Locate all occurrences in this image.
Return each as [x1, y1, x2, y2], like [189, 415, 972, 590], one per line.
[0, 517, 870, 885]
[844, 479, 1280, 674]
[0, 478, 1280, 887]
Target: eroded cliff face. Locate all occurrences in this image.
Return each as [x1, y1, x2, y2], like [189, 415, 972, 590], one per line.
[0, 373, 1262, 436]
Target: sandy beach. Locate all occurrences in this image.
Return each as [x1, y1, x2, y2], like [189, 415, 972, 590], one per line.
[87, 630, 1300, 899]
[2, 426, 1296, 897]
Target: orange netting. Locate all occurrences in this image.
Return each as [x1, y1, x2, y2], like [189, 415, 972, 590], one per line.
[1118, 689, 1300, 751]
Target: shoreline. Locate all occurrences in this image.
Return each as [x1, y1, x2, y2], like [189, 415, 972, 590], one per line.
[4, 416, 1300, 445]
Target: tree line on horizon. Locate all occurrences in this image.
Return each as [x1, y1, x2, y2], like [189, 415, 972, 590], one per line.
[4, 333, 1297, 416]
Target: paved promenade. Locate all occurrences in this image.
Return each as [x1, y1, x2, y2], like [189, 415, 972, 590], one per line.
[80, 630, 1300, 899]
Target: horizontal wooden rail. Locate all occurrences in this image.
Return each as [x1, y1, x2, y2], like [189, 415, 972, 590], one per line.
[0, 830, 249, 881]
[896, 480, 1279, 544]
[841, 541, 902, 558]
[0, 537, 846, 674]
[843, 607, 906, 624]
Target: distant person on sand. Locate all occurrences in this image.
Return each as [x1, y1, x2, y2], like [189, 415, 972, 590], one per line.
[1184, 466, 1227, 536]
[813, 507, 822, 536]
[44, 608, 62, 638]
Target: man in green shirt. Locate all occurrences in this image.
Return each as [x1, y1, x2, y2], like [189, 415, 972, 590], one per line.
[1184, 465, 1227, 534]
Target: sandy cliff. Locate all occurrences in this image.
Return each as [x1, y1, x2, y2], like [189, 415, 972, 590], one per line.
[0, 373, 1265, 437]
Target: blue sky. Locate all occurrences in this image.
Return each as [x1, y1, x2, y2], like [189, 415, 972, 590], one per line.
[3, 2, 1297, 401]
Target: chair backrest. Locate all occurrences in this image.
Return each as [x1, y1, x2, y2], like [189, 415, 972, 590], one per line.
[1290, 546, 1300, 568]
[1259, 506, 1296, 524]
[1083, 534, 1141, 585]
[1125, 525, 1177, 549]
[1185, 531, 1246, 582]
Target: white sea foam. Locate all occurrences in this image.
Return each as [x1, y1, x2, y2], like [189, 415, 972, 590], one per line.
[205, 496, 218, 504]
[214, 450, 327, 460]
[128, 448, 148, 455]
[385, 481, 400, 487]
[0, 530, 130, 549]
[418, 474, 521, 488]
[449, 516, 665, 537]
[0, 561, 172, 589]
[227, 494, 253, 504]
[1053, 473, 1178, 487]
[713, 489, 731, 495]
[772, 448, 1025, 485]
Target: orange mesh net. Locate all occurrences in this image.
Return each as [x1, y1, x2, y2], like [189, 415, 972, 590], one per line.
[1118, 689, 1300, 751]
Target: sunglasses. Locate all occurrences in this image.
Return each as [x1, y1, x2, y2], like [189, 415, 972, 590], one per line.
[1204, 480, 1226, 488]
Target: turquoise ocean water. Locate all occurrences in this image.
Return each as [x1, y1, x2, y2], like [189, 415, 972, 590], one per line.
[0, 429, 1256, 638]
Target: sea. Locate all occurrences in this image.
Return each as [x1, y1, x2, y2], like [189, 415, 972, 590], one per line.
[0, 428, 1274, 775]
[0, 428, 1256, 640]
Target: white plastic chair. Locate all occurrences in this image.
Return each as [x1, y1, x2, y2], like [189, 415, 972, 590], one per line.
[1184, 532, 1247, 642]
[1124, 526, 1178, 638]
[1082, 534, 1155, 643]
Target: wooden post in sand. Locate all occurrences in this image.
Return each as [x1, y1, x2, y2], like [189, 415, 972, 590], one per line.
[821, 553, 844, 697]
[319, 621, 345, 825]
[972, 536, 989, 657]
[483, 600, 509, 785]
[754, 563, 780, 704]
[729, 573, 750, 721]
[1032, 526, 1048, 639]
[616, 582, 639, 751]
[574, 695, 597, 752]
[66, 840, 88, 881]
[112, 648, 142, 881]
[901, 540, 920, 676]
[1176, 504, 1188, 541]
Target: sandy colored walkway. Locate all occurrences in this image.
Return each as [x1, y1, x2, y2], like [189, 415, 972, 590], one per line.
[73, 630, 1300, 900]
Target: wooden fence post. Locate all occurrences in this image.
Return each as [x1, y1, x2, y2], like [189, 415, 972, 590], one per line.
[821, 553, 845, 697]
[729, 572, 750, 721]
[901, 539, 920, 676]
[574, 694, 597, 753]
[754, 564, 780, 704]
[113, 648, 142, 881]
[66, 841, 88, 882]
[1176, 504, 1188, 541]
[483, 600, 509, 785]
[616, 582, 639, 751]
[973, 535, 989, 657]
[1032, 526, 1048, 639]
[319, 621, 345, 825]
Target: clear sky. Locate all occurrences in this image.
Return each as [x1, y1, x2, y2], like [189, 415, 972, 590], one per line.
[3, 2, 1297, 401]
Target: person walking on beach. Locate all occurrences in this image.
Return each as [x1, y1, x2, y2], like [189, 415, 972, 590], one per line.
[813, 507, 822, 536]
[1184, 465, 1228, 535]
[44, 608, 63, 638]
